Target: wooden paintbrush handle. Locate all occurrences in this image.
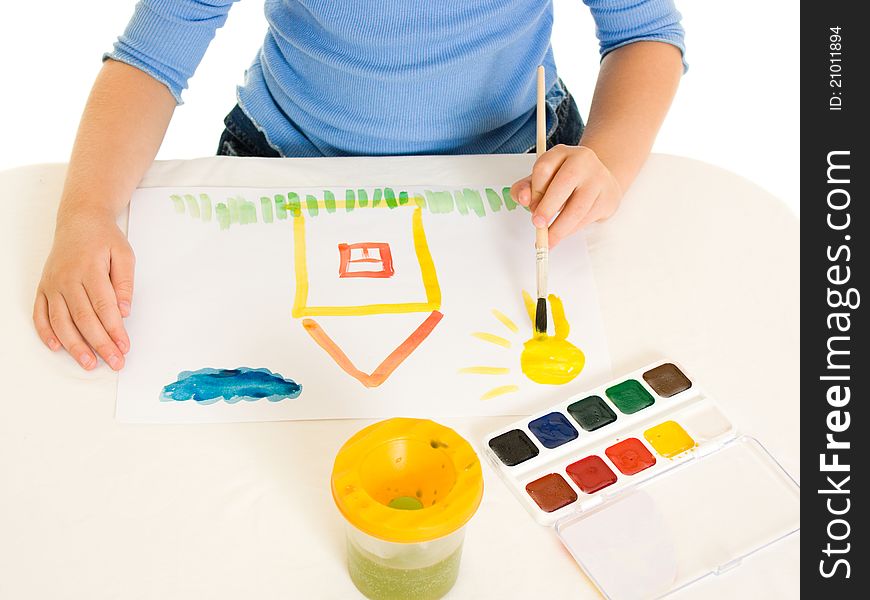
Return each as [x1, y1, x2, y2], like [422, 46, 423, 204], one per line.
[535, 66, 548, 250]
[536, 68, 548, 299]
[536, 65, 546, 159]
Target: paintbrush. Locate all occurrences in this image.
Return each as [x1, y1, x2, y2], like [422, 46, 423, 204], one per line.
[534, 65, 548, 336]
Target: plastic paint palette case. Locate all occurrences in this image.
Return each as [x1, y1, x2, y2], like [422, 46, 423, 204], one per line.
[482, 361, 800, 600]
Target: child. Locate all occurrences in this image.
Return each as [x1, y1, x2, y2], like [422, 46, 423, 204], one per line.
[33, 0, 686, 371]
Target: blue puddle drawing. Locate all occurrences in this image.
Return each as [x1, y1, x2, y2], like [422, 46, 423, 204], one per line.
[160, 367, 302, 405]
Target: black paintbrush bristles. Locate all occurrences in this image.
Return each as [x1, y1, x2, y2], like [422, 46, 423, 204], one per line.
[535, 297, 548, 335]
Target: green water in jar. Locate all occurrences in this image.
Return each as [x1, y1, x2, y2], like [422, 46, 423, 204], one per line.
[346, 539, 463, 600]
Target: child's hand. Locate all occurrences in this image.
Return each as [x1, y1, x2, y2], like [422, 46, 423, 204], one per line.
[33, 211, 134, 371]
[511, 145, 623, 248]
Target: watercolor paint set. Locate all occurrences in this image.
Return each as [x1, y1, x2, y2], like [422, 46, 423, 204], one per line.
[483, 361, 800, 599]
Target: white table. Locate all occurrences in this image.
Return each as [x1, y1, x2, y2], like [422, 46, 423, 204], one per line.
[0, 155, 798, 599]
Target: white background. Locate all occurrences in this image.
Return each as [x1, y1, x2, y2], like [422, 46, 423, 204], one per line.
[0, 0, 799, 214]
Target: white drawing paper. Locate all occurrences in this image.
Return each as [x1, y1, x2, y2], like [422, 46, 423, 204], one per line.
[116, 185, 611, 423]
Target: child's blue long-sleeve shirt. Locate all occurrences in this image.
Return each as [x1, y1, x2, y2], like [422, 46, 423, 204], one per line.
[106, 0, 685, 157]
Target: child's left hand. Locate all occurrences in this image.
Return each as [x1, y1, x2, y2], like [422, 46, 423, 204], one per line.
[510, 145, 623, 248]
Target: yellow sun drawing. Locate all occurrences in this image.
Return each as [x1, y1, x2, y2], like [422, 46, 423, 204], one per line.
[461, 291, 586, 400]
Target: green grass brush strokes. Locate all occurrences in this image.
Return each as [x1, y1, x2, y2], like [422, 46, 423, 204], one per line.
[287, 193, 301, 217]
[426, 190, 453, 214]
[199, 194, 212, 221]
[384, 187, 398, 209]
[454, 189, 485, 217]
[324, 190, 337, 213]
[170, 194, 185, 213]
[260, 196, 274, 223]
[305, 194, 319, 217]
[171, 193, 212, 222]
[167, 187, 521, 229]
[183, 194, 200, 219]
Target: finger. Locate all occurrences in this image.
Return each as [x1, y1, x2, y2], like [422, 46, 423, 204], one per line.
[548, 185, 600, 248]
[84, 273, 130, 355]
[63, 285, 125, 371]
[555, 201, 608, 249]
[510, 177, 532, 207]
[529, 146, 569, 213]
[571, 187, 620, 233]
[48, 293, 97, 370]
[533, 162, 586, 229]
[33, 292, 61, 351]
[110, 247, 135, 318]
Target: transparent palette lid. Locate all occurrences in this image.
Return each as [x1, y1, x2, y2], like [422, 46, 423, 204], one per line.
[555, 436, 799, 599]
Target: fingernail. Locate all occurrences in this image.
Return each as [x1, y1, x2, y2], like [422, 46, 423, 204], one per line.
[119, 302, 131, 317]
[79, 354, 94, 369]
[116, 339, 128, 354]
[107, 355, 122, 370]
[47, 338, 60, 351]
[533, 216, 547, 228]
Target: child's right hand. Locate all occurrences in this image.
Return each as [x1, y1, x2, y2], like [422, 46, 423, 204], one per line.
[33, 210, 134, 371]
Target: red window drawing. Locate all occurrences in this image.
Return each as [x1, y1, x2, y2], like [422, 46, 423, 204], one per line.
[338, 242, 394, 278]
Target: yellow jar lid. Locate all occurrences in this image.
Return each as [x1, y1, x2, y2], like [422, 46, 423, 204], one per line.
[331, 418, 484, 543]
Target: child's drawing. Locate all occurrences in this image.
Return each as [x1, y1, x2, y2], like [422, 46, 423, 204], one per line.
[292, 202, 442, 387]
[519, 291, 586, 384]
[461, 292, 586, 400]
[161, 367, 302, 404]
[117, 185, 609, 423]
[302, 312, 443, 388]
[337, 243, 394, 278]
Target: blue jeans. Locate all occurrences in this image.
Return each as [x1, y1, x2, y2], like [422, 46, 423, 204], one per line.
[216, 83, 584, 157]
